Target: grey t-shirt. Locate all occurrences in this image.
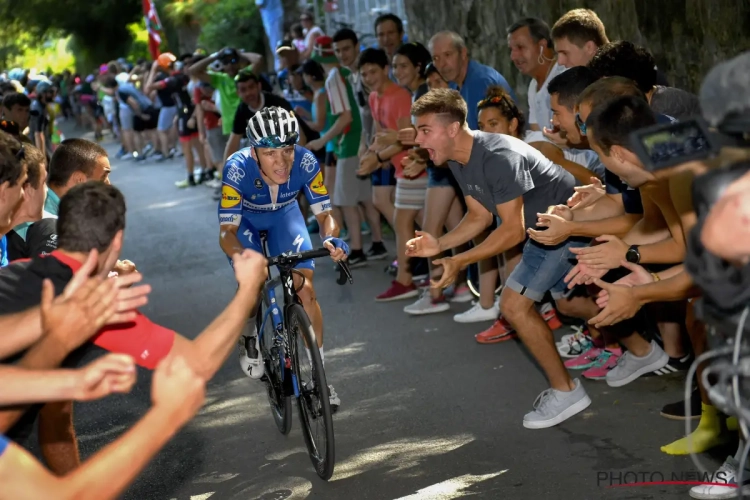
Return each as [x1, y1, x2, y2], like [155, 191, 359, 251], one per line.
[448, 132, 576, 230]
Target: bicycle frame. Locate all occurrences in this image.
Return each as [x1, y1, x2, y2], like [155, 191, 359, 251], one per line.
[257, 235, 304, 398]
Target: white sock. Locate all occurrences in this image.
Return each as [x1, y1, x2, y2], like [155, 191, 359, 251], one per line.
[319, 346, 325, 366]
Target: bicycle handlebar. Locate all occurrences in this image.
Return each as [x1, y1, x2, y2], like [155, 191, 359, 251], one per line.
[266, 248, 353, 285]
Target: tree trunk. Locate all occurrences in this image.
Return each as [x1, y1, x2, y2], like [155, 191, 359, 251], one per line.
[403, 0, 750, 104]
[176, 23, 201, 54]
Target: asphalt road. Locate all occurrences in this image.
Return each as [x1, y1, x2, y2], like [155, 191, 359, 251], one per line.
[62, 134, 728, 500]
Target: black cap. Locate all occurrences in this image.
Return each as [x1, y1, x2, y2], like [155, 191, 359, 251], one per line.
[219, 48, 240, 64]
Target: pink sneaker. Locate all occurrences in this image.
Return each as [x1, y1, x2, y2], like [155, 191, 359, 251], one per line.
[565, 346, 603, 370]
[582, 349, 623, 380]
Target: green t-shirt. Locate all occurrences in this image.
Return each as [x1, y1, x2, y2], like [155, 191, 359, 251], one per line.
[324, 67, 361, 159]
[208, 71, 240, 136]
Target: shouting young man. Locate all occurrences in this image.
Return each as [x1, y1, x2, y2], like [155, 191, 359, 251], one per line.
[405, 88, 593, 429]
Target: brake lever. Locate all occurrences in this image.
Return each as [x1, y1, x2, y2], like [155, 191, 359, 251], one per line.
[336, 260, 353, 285]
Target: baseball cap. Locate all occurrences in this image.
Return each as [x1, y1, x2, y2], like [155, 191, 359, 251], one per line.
[311, 36, 338, 65]
[700, 51, 750, 129]
[276, 39, 296, 54]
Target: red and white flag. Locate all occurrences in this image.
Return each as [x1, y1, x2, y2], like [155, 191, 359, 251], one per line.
[142, 0, 163, 60]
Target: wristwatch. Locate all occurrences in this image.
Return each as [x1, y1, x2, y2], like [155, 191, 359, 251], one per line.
[625, 245, 641, 264]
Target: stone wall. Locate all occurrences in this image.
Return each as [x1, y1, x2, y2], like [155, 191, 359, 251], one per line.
[403, 0, 750, 103]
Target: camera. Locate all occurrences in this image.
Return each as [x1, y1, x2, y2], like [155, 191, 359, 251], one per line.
[630, 116, 750, 173]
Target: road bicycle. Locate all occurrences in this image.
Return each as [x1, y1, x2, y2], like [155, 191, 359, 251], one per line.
[253, 230, 352, 480]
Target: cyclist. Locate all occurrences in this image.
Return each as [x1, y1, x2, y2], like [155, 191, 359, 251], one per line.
[218, 106, 347, 410]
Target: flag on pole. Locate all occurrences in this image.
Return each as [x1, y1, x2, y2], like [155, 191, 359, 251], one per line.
[142, 0, 163, 60]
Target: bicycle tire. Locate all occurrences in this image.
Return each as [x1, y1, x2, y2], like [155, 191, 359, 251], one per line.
[287, 303, 335, 480]
[257, 299, 292, 435]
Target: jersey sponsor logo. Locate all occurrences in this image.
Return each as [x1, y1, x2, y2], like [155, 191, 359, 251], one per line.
[279, 190, 297, 200]
[242, 198, 296, 212]
[292, 234, 304, 253]
[219, 214, 240, 225]
[254, 178, 263, 189]
[300, 151, 317, 173]
[225, 164, 246, 184]
[309, 200, 331, 215]
[221, 185, 242, 208]
[308, 171, 327, 196]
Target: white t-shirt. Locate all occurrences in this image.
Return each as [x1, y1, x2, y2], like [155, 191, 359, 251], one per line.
[304, 26, 325, 53]
[527, 63, 567, 130]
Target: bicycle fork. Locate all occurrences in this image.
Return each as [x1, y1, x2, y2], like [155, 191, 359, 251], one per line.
[260, 289, 302, 398]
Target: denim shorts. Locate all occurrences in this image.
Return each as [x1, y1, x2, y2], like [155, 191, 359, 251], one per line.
[371, 164, 397, 186]
[505, 237, 590, 302]
[157, 106, 178, 131]
[427, 165, 453, 188]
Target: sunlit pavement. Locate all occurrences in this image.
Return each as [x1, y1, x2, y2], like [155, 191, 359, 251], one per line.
[59, 132, 725, 499]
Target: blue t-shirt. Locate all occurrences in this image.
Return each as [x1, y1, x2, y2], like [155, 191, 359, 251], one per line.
[0, 434, 9, 455]
[450, 60, 516, 130]
[218, 144, 332, 225]
[0, 235, 8, 267]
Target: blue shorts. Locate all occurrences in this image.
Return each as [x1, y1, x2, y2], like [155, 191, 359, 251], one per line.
[371, 164, 397, 186]
[236, 202, 315, 271]
[505, 237, 590, 302]
[427, 165, 453, 188]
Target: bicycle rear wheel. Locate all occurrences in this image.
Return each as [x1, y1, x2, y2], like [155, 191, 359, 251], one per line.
[287, 303, 335, 480]
[257, 299, 292, 435]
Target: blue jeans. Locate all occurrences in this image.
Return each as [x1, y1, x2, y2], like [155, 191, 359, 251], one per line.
[505, 237, 590, 302]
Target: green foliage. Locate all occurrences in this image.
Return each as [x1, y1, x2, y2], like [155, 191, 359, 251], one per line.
[193, 0, 265, 53]
[0, 0, 267, 72]
[0, 0, 142, 71]
[9, 37, 75, 73]
[126, 21, 153, 63]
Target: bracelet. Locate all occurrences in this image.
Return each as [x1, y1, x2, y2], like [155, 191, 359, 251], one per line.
[650, 272, 660, 282]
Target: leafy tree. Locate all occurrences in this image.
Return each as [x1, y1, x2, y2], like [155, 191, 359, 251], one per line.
[0, 0, 142, 70]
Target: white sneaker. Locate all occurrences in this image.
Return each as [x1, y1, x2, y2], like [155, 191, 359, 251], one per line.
[453, 301, 499, 323]
[404, 290, 450, 315]
[238, 327, 264, 379]
[689, 455, 750, 499]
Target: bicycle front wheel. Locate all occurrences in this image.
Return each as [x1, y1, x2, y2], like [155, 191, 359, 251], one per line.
[257, 299, 292, 435]
[287, 303, 335, 480]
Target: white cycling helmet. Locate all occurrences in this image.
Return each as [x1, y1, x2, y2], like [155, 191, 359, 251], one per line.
[246, 106, 300, 148]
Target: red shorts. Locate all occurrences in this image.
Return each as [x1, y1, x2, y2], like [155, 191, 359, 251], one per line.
[179, 132, 199, 143]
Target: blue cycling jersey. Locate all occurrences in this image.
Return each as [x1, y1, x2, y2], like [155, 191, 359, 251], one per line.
[218, 145, 331, 227]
